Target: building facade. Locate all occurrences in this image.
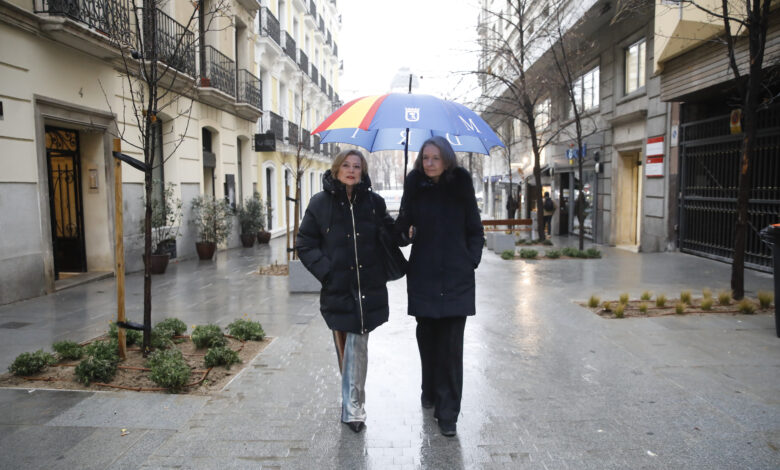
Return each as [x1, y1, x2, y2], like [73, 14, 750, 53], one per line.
[0, 0, 263, 305]
[254, 0, 340, 238]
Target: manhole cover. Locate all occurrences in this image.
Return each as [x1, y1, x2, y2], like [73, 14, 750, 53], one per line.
[0, 322, 32, 329]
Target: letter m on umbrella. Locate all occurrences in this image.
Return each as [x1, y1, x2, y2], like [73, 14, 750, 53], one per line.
[458, 115, 483, 134]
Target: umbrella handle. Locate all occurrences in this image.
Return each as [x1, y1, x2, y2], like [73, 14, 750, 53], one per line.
[403, 127, 410, 185]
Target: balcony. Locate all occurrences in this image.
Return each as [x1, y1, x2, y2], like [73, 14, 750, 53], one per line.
[320, 76, 327, 95]
[310, 64, 319, 85]
[201, 45, 235, 97]
[313, 134, 321, 153]
[298, 49, 309, 74]
[260, 7, 281, 46]
[269, 111, 284, 141]
[328, 84, 333, 101]
[283, 31, 296, 61]
[33, 0, 133, 58]
[236, 69, 262, 118]
[144, 8, 196, 78]
[301, 128, 311, 150]
[288, 121, 299, 147]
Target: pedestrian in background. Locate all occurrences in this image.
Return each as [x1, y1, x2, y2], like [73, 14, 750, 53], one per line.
[506, 193, 518, 219]
[296, 150, 394, 433]
[543, 191, 555, 237]
[396, 136, 484, 437]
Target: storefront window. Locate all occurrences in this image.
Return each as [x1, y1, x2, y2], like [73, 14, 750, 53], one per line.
[572, 169, 597, 239]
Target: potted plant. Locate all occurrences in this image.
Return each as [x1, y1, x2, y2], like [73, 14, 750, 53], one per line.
[237, 193, 265, 247]
[190, 195, 233, 260]
[257, 201, 272, 244]
[142, 182, 182, 274]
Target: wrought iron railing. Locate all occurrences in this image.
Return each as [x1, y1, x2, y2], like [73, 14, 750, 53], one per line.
[334, 93, 340, 105]
[313, 134, 321, 153]
[237, 69, 262, 109]
[284, 31, 296, 61]
[288, 121, 299, 146]
[320, 76, 327, 94]
[35, 0, 132, 44]
[298, 49, 308, 74]
[144, 8, 196, 77]
[269, 111, 284, 140]
[202, 45, 235, 97]
[310, 65, 319, 85]
[301, 128, 310, 150]
[260, 6, 280, 45]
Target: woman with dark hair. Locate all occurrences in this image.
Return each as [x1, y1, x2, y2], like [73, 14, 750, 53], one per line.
[296, 149, 394, 433]
[396, 136, 484, 437]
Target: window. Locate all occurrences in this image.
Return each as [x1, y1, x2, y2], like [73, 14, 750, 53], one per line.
[535, 98, 550, 130]
[625, 38, 646, 94]
[569, 66, 599, 118]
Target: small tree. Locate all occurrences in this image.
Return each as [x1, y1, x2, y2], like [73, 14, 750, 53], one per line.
[289, 75, 315, 260]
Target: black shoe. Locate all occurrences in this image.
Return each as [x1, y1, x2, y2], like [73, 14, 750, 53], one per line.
[346, 421, 365, 433]
[421, 395, 435, 409]
[438, 421, 456, 437]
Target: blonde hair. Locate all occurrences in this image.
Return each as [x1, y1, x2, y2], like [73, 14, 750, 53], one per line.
[331, 149, 369, 178]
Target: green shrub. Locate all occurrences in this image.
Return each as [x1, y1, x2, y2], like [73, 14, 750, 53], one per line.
[640, 291, 652, 301]
[541, 239, 553, 246]
[519, 249, 538, 259]
[8, 350, 56, 376]
[737, 299, 756, 314]
[619, 293, 629, 305]
[584, 248, 601, 258]
[52, 340, 83, 361]
[639, 302, 648, 314]
[147, 349, 191, 392]
[757, 291, 773, 309]
[108, 322, 142, 345]
[675, 301, 686, 315]
[702, 288, 712, 299]
[655, 295, 667, 308]
[588, 295, 600, 308]
[602, 301, 612, 312]
[718, 291, 732, 306]
[204, 346, 240, 369]
[155, 318, 188, 337]
[501, 250, 515, 260]
[74, 356, 117, 385]
[84, 340, 119, 363]
[614, 303, 625, 318]
[227, 319, 265, 341]
[191, 324, 227, 349]
[680, 290, 692, 304]
[515, 239, 526, 246]
[701, 297, 714, 310]
[150, 330, 174, 350]
[545, 250, 561, 259]
[561, 247, 578, 257]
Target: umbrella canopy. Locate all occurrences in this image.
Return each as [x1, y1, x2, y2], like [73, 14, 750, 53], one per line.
[318, 127, 497, 155]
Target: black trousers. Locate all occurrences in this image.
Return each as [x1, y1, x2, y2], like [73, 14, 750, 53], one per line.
[416, 316, 467, 424]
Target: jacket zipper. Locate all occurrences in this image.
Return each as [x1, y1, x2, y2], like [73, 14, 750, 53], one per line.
[349, 198, 365, 333]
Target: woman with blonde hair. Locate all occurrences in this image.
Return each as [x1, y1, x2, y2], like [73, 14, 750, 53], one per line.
[296, 149, 394, 433]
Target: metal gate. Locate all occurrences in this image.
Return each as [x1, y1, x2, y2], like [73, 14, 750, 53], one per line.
[45, 126, 86, 278]
[679, 106, 780, 272]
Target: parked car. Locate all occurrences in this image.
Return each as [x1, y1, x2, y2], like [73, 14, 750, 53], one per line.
[376, 189, 403, 216]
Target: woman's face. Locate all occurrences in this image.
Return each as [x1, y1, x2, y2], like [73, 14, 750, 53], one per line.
[422, 144, 445, 181]
[337, 154, 362, 187]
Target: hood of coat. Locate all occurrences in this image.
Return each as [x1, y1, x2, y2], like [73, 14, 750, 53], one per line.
[322, 169, 373, 196]
[404, 167, 474, 201]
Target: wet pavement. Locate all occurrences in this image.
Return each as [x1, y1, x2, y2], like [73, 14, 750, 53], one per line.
[0, 237, 778, 469]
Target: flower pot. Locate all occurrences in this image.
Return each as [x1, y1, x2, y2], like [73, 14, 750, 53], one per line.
[143, 253, 170, 274]
[240, 233, 256, 247]
[257, 230, 271, 244]
[196, 241, 217, 260]
[199, 77, 211, 87]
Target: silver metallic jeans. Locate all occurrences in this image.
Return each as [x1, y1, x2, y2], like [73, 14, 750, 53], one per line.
[338, 331, 369, 423]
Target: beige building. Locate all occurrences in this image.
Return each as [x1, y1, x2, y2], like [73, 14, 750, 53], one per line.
[254, 0, 340, 238]
[0, 0, 264, 305]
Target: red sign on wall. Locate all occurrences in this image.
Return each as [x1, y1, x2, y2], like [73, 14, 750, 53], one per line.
[646, 156, 664, 178]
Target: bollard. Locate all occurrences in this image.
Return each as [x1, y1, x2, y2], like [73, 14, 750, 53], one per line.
[759, 224, 780, 338]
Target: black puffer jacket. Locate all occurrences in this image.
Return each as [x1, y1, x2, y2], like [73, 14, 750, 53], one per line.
[296, 171, 394, 334]
[396, 167, 484, 318]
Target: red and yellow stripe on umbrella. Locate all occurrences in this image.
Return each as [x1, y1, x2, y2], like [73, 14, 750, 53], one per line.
[312, 94, 389, 134]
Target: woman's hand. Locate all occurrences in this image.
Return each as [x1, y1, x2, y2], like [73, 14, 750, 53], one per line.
[408, 225, 416, 240]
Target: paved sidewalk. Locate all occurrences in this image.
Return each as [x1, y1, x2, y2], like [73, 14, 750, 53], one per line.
[0, 238, 778, 469]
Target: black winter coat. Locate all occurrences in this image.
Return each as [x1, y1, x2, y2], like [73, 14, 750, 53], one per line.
[396, 167, 484, 318]
[296, 171, 394, 334]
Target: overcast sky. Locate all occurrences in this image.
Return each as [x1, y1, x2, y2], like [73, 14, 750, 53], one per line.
[337, 0, 481, 103]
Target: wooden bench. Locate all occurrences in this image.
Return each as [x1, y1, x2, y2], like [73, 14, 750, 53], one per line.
[482, 218, 533, 231]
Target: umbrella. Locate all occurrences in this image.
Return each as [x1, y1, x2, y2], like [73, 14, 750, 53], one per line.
[312, 93, 504, 177]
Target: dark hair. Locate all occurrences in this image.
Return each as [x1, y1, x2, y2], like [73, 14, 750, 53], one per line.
[413, 136, 459, 174]
[544, 191, 550, 198]
[332, 149, 368, 178]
